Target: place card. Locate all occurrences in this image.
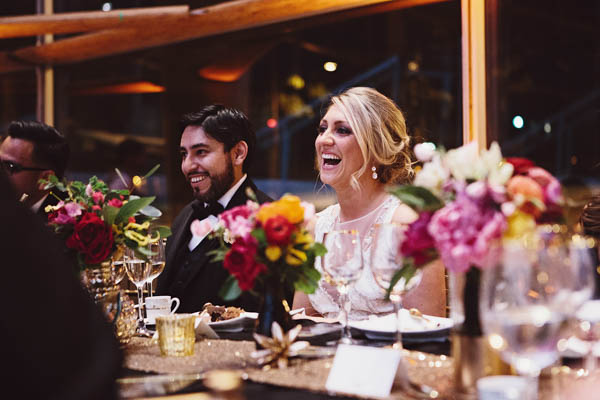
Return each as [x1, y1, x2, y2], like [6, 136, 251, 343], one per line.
[325, 344, 402, 398]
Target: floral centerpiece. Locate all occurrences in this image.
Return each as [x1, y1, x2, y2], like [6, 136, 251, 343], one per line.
[389, 141, 564, 393]
[42, 166, 171, 270]
[207, 193, 326, 335]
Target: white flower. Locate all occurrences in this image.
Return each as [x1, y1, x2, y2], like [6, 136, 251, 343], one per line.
[414, 153, 450, 195]
[414, 142, 437, 162]
[483, 142, 513, 186]
[445, 141, 484, 181]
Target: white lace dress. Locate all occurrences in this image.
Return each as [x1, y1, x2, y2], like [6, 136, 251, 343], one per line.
[308, 195, 401, 320]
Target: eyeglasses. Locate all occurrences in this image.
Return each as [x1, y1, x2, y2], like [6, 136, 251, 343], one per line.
[0, 159, 48, 175]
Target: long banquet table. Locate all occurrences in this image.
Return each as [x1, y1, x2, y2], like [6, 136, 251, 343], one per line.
[118, 319, 593, 399]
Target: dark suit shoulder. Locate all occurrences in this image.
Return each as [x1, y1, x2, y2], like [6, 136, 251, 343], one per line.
[244, 178, 273, 204]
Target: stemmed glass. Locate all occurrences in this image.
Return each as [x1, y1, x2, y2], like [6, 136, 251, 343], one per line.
[480, 231, 587, 399]
[321, 229, 364, 345]
[124, 247, 153, 337]
[145, 238, 166, 297]
[371, 223, 423, 350]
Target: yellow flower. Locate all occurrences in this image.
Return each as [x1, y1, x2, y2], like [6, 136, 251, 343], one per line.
[277, 194, 304, 224]
[265, 245, 282, 262]
[286, 247, 307, 266]
[132, 175, 142, 187]
[256, 202, 281, 225]
[504, 210, 536, 239]
[256, 194, 305, 225]
[124, 220, 150, 231]
[294, 230, 313, 250]
[125, 230, 151, 246]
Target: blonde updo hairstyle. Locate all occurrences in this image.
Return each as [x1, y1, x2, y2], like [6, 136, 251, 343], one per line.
[323, 87, 414, 190]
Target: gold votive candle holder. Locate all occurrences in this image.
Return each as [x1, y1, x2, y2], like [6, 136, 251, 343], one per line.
[156, 314, 196, 357]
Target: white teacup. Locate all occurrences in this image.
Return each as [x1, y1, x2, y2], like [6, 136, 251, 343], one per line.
[145, 296, 180, 325]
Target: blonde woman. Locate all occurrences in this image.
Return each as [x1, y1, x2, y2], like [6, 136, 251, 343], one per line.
[293, 87, 446, 319]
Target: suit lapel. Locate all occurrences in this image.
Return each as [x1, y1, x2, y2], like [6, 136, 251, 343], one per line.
[161, 206, 196, 287]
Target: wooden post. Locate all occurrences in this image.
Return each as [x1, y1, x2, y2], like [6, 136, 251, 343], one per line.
[35, 0, 54, 125]
[461, 0, 486, 148]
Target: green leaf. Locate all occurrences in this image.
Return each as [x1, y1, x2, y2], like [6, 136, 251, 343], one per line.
[312, 242, 327, 257]
[219, 275, 242, 301]
[115, 196, 156, 223]
[206, 248, 227, 262]
[143, 164, 160, 180]
[102, 205, 120, 225]
[136, 246, 153, 259]
[155, 225, 172, 239]
[385, 262, 417, 300]
[251, 228, 267, 245]
[388, 185, 444, 212]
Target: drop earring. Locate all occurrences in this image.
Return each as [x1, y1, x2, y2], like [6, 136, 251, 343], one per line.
[371, 166, 378, 180]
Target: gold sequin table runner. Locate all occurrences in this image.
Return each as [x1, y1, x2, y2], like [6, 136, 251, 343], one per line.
[123, 337, 591, 399]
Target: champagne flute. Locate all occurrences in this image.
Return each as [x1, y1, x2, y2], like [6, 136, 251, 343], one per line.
[481, 236, 571, 399]
[145, 238, 166, 297]
[371, 223, 423, 350]
[125, 247, 153, 337]
[321, 229, 363, 345]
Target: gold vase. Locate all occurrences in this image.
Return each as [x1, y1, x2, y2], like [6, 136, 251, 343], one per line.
[449, 268, 512, 398]
[81, 259, 137, 345]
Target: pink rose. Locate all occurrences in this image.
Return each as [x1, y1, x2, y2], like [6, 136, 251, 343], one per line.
[219, 205, 254, 239]
[400, 212, 436, 266]
[107, 198, 123, 208]
[92, 191, 104, 205]
[64, 202, 82, 218]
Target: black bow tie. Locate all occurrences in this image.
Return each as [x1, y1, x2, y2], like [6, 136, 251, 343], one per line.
[191, 200, 224, 220]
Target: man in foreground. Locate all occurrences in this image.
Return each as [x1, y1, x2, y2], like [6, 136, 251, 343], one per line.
[156, 105, 272, 313]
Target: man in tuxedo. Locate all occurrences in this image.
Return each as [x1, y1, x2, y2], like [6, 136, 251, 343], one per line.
[0, 120, 69, 216]
[156, 105, 272, 313]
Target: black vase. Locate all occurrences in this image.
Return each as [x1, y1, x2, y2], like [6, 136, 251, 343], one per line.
[255, 277, 293, 338]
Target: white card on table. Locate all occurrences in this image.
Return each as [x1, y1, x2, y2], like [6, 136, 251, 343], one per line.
[325, 344, 401, 399]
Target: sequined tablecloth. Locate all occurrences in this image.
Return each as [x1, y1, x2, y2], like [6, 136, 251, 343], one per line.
[124, 337, 453, 399]
[123, 337, 593, 399]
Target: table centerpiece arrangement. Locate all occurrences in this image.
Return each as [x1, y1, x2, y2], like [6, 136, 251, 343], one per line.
[42, 165, 172, 344]
[389, 141, 566, 396]
[207, 193, 326, 336]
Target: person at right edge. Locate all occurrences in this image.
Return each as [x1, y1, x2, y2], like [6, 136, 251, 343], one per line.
[0, 170, 122, 399]
[156, 105, 275, 313]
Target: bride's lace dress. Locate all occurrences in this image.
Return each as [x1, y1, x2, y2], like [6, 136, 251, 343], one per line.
[308, 195, 401, 320]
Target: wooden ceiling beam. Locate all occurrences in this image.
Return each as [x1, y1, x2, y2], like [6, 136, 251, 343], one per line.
[8, 0, 408, 67]
[0, 6, 190, 39]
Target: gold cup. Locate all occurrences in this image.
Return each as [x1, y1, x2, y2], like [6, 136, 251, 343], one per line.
[156, 314, 196, 356]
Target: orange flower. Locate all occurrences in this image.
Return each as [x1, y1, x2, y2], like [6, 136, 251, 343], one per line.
[256, 194, 305, 225]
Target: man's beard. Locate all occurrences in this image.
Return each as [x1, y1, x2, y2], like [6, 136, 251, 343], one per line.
[192, 160, 235, 204]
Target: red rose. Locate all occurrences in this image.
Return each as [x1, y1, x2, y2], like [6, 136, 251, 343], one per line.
[264, 215, 295, 246]
[223, 238, 257, 275]
[506, 157, 535, 175]
[236, 262, 267, 291]
[66, 212, 114, 264]
[222, 237, 266, 290]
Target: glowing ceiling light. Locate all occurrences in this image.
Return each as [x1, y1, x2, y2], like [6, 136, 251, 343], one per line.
[323, 62, 337, 72]
[102, 2, 112, 11]
[544, 122, 551, 133]
[512, 115, 524, 129]
[287, 74, 305, 90]
[408, 61, 419, 72]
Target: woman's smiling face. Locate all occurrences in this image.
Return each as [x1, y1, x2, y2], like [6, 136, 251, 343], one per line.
[315, 104, 365, 190]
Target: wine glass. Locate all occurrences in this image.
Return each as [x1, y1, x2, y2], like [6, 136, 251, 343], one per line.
[112, 252, 127, 285]
[481, 234, 575, 399]
[371, 223, 423, 350]
[321, 229, 364, 345]
[145, 238, 166, 297]
[124, 247, 153, 337]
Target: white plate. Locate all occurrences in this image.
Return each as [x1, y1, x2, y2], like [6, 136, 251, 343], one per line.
[207, 312, 259, 332]
[349, 309, 453, 341]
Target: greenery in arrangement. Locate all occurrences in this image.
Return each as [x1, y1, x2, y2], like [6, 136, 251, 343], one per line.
[41, 165, 171, 270]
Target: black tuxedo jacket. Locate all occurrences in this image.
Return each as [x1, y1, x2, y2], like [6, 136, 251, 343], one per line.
[156, 178, 272, 313]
